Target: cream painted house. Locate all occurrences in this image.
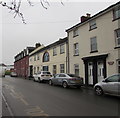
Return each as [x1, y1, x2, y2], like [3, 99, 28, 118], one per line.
[29, 37, 68, 77]
[66, 2, 120, 86]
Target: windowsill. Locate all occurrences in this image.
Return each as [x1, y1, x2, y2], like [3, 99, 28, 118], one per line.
[90, 50, 98, 53]
[60, 52, 65, 54]
[73, 35, 79, 38]
[112, 17, 120, 22]
[73, 54, 79, 56]
[89, 27, 97, 31]
[114, 46, 120, 49]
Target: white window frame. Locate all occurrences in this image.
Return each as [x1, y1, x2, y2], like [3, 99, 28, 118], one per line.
[74, 43, 79, 56]
[113, 7, 120, 20]
[60, 44, 65, 54]
[53, 65, 57, 74]
[53, 47, 57, 56]
[89, 20, 97, 30]
[73, 28, 79, 37]
[115, 29, 120, 47]
[74, 64, 79, 76]
[117, 60, 120, 73]
[60, 64, 65, 73]
[90, 37, 97, 52]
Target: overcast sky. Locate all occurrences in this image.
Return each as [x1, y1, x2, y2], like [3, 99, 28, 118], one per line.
[0, 0, 119, 65]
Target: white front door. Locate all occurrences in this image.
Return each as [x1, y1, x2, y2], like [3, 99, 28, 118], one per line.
[88, 62, 93, 85]
[97, 61, 104, 82]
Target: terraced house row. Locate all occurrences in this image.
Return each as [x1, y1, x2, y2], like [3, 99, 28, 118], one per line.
[14, 2, 120, 86]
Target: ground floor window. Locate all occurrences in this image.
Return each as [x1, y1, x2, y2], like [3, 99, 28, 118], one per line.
[34, 67, 36, 74]
[60, 64, 64, 73]
[37, 67, 39, 73]
[118, 60, 120, 73]
[74, 64, 79, 76]
[53, 65, 57, 74]
[43, 66, 49, 71]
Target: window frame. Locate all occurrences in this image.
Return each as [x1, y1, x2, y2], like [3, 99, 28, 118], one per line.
[89, 20, 97, 31]
[73, 28, 79, 37]
[53, 65, 57, 74]
[43, 52, 50, 62]
[74, 64, 79, 76]
[60, 64, 65, 73]
[53, 47, 57, 56]
[90, 37, 98, 53]
[74, 43, 79, 56]
[115, 28, 120, 47]
[113, 6, 120, 20]
[60, 44, 65, 54]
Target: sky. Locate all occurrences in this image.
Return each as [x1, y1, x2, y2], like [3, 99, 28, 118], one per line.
[1, 0, 120, 65]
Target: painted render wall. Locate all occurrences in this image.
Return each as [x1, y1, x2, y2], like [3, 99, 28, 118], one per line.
[68, 10, 119, 84]
[29, 42, 68, 75]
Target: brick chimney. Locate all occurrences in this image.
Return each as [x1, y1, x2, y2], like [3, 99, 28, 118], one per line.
[35, 43, 41, 48]
[81, 13, 91, 23]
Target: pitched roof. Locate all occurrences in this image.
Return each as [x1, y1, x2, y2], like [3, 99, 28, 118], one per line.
[30, 37, 68, 56]
[66, 1, 120, 32]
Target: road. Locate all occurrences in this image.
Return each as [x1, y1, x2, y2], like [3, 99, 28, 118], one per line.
[2, 76, 120, 116]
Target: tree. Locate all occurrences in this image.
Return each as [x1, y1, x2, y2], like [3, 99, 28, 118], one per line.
[0, 0, 64, 24]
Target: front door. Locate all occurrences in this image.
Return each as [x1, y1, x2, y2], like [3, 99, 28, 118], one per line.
[97, 61, 104, 82]
[88, 62, 93, 85]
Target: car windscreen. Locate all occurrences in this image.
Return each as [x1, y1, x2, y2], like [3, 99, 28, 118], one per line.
[68, 74, 80, 78]
[43, 72, 51, 74]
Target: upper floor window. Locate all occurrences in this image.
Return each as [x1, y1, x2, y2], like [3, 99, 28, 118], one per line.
[113, 6, 120, 20]
[73, 28, 79, 37]
[90, 37, 98, 52]
[115, 28, 120, 46]
[89, 20, 97, 30]
[53, 47, 57, 56]
[34, 55, 36, 61]
[74, 43, 79, 56]
[60, 44, 65, 54]
[43, 52, 49, 62]
[37, 54, 40, 60]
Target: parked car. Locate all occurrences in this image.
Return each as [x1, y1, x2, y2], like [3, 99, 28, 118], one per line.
[94, 74, 120, 96]
[48, 73, 83, 88]
[33, 71, 52, 82]
[10, 72, 17, 77]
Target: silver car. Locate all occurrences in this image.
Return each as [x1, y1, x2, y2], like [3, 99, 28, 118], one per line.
[94, 74, 120, 96]
[48, 73, 83, 88]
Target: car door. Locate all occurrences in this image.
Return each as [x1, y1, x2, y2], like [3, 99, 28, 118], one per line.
[52, 74, 59, 85]
[102, 75, 119, 95]
[57, 74, 67, 85]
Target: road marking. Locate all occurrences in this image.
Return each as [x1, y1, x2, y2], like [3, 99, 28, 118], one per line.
[25, 106, 48, 116]
[20, 98, 29, 106]
[2, 93, 14, 116]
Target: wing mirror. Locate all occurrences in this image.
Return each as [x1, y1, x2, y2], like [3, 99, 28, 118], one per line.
[102, 79, 108, 82]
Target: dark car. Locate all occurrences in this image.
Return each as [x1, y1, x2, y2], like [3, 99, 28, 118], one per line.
[48, 73, 83, 88]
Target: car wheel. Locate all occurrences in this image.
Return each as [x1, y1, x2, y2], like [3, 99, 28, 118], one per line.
[76, 85, 81, 89]
[62, 82, 68, 88]
[49, 80, 53, 85]
[33, 78, 36, 82]
[38, 77, 41, 83]
[95, 86, 103, 96]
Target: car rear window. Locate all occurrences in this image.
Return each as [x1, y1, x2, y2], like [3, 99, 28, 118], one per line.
[68, 74, 80, 78]
[43, 72, 51, 74]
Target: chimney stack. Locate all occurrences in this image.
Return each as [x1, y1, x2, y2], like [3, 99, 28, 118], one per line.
[35, 43, 41, 48]
[81, 13, 91, 23]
